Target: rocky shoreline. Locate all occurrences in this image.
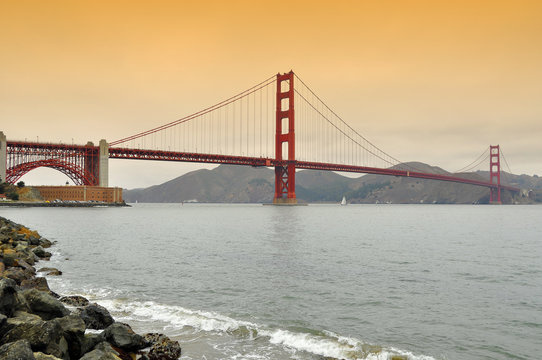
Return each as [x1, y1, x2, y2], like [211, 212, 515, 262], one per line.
[0, 216, 181, 360]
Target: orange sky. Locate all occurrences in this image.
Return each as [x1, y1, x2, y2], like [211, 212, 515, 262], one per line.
[1, 0, 541, 188]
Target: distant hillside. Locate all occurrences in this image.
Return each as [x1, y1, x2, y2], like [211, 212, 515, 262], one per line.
[123, 163, 541, 204]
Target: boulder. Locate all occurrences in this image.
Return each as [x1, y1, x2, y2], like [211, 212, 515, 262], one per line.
[0, 340, 35, 360]
[2, 314, 68, 359]
[1, 318, 60, 349]
[37, 268, 62, 276]
[144, 333, 181, 360]
[34, 352, 62, 360]
[79, 342, 120, 360]
[21, 289, 70, 320]
[78, 303, 114, 330]
[59, 295, 89, 307]
[17, 259, 36, 274]
[39, 238, 53, 249]
[20, 277, 51, 292]
[103, 323, 146, 351]
[2, 251, 19, 267]
[32, 247, 52, 259]
[79, 333, 104, 356]
[55, 315, 86, 359]
[0, 278, 18, 317]
[3, 267, 31, 284]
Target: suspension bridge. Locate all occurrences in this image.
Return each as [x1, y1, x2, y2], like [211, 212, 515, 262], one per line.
[0, 71, 520, 204]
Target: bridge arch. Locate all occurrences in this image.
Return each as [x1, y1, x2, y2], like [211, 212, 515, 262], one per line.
[6, 159, 97, 186]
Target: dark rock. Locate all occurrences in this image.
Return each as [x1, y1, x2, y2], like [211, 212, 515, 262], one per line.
[28, 236, 41, 246]
[38, 238, 52, 249]
[43, 336, 68, 360]
[79, 342, 120, 360]
[145, 333, 181, 360]
[17, 259, 36, 274]
[77, 303, 114, 330]
[20, 277, 51, 292]
[2, 252, 19, 267]
[0, 339, 35, 360]
[32, 247, 52, 259]
[55, 314, 86, 336]
[59, 295, 89, 307]
[3, 267, 31, 284]
[4, 311, 43, 330]
[1, 318, 60, 349]
[0, 278, 18, 316]
[79, 333, 104, 356]
[2, 313, 68, 359]
[103, 323, 146, 351]
[55, 315, 86, 359]
[37, 268, 62, 276]
[21, 289, 70, 320]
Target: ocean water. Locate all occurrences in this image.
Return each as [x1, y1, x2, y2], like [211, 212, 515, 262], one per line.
[2, 204, 541, 360]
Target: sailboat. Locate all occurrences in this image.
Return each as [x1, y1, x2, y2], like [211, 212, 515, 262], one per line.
[340, 196, 347, 206]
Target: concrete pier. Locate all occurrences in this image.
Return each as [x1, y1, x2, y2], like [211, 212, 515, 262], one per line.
[0, 131, 6, 183]
[99, 139, 109, 187]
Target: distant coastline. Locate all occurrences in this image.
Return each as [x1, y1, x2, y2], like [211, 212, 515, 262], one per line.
[0, 201, 129, 208]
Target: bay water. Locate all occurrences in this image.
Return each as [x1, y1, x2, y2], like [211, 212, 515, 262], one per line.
[2, 204, 541, 360]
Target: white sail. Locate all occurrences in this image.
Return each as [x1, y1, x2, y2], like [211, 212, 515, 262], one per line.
[341, 196, 346, 205]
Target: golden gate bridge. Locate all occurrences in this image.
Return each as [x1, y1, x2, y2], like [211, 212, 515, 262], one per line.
[1, 71, 519, 204]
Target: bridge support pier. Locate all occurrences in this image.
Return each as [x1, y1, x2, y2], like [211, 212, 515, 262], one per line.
[0, 132, 6, 183]
[99, 139, 109, 187]
[273, 71, 297, 204]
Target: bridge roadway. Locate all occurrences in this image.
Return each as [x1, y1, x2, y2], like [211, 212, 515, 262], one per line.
[109, 147, 520, 192]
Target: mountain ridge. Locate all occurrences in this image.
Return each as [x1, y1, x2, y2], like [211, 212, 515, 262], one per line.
[124, 163, 542, 204]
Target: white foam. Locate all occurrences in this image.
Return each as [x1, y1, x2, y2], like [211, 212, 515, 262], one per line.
[89, 298, 436, 360]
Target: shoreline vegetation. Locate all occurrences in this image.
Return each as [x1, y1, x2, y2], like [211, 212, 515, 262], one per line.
[0, 215, 181, 360]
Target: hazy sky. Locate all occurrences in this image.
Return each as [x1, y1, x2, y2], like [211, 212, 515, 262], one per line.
[1, 0, 541, 189]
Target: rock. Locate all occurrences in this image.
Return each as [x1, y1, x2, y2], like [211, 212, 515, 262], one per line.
[21, 289, 70, 320]
[59, 295, 89, 307]
[3, 267, 33, 284]
[20, 277, 51, 292]
[144, 333, 181, 360]
[2, 251, 19, 267]
[2, 315, 68, 359]
[0, 340, 35, 360]
[5, 311, 43, 330]
[37, 268, 62, 276]
[80, 333, 104, 356]
[55, 314, 86, 336]
[28, 236, 41, 246]
[34, 352, 62, 360]
[32, 247, 52, 259]
[55, 315, 86, 359]
[1, 318, 60, 349]
[78, 303, 114, 330]
[17, 259, 36, 274]
[103, 323, 146, 351]
[38, 238, 52, 249]
[0, 278, 18, 317]
[79, 342, 120, 360]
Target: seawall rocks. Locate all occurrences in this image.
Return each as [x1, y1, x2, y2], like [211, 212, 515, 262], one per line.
[0, 216, 181, 360]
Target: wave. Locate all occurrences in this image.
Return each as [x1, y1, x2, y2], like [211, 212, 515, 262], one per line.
[89, 297, 435, 360]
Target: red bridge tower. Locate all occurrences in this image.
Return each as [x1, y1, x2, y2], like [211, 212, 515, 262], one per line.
[273, 71, 297, 204]
[489, 145, 501, 204]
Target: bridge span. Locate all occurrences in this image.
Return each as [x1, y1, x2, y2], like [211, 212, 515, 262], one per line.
[0, 71, 520, 204]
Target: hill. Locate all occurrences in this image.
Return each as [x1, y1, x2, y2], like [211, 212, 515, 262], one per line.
[123, 163, 541, 204]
